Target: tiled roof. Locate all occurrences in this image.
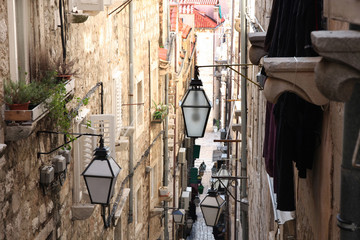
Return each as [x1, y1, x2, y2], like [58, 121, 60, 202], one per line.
[159, 48, 168, 61]
[194, 8, 224, 28]
[179, 5, 194, 14]
[170, 4, 178, 32]
[182, 24, 192, 39]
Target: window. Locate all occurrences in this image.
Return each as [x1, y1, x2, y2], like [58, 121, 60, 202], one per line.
[112, 70, 122, 138]
[151, 61, 159, 103]
[73, 112, 116, 203]
[136, 71, 144, 136]
[7, 0, 30, 81]
[90, 114, 116, 159]
[151, 164, 157, 199]
[73, 109, 97, 203]
[135, 186, 142, 225]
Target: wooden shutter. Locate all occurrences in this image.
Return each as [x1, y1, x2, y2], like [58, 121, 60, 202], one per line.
[90, 114, 116, 159]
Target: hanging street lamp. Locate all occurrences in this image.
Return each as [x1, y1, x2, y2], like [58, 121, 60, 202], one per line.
[82, 137, 121, 228]
[214, 164, 230, 191]
[200, 188, 225, 227]
[172, 209, 186, 224]
[180, 66, 211, 138]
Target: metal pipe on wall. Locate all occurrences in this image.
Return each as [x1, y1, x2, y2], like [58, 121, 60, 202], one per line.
[240, 0, 249, 239]
[128, 0, 134, 228]
[164, 1, 171, 238]
[339, 83, 360, 240]
[163, 73, 170, 240]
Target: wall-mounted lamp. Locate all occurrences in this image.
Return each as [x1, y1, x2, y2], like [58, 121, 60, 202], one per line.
[172, 209, 185, 224]
[180, 66, 211, 138]
[200, 188, 225, 227]
[213, 164, 230, 191]
[37, 130, 121, 228]
[82, 137, 121, 228]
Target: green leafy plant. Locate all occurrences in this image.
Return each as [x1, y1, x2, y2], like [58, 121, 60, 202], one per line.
[152, 100, 171, 120]
[3, 79, 32, 105]
[46, 84, 89, 150]
[52, 56, 80, 78]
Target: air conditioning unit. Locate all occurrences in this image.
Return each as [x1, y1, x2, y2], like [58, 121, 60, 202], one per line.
[178, 148, 186, 164]
[181, 191, 190, 210]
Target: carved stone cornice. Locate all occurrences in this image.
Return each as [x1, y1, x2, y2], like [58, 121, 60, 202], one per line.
[311, 30, 360, 102]
[248, 32, 268, 65]
[263, 57, 329, 106]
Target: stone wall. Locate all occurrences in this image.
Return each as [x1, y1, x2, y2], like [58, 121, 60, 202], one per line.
[245, 1, 347, 240]
[0, 0, 167, 239]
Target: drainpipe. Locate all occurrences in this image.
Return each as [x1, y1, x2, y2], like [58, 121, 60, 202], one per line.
[338, 83, 360, 240]
[240, 0, 248, 239]
[164, 2, 171, 239]
[128, 0, 134, 229]
[337, 24, 360, 240]
[163, 73, 169, 240]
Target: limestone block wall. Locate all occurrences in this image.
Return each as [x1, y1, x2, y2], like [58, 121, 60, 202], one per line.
[245, 1, 347, 239]
[0, 0, 165, 239]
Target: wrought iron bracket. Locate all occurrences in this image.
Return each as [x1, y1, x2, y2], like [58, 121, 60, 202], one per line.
[37, 131, 103, 158]
[337, 214, 360, 232]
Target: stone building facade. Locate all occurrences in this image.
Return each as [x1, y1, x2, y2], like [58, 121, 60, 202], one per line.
[231, 0, 360, 239]
[0, 0, 194, 239]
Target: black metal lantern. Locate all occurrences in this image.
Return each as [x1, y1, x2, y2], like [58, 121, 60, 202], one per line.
[200, 189, 225, 227]
[214, 164, 230, 190]
[180, 67, 211, 138]
[82, 138, 121, 205]
[172, 209, 185, 224]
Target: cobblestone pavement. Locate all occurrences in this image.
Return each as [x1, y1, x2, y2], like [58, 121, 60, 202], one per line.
[187, 131, 220, 240]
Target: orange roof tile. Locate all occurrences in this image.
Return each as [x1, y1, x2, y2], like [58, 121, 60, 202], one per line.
[159, 48, 168, 61]
[170, 5, 178, 32]
[182, 24, 192, 39]
[194, 8, 224, 28]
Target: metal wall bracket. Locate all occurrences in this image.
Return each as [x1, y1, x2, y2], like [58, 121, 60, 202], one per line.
[337, 214, 360, 232]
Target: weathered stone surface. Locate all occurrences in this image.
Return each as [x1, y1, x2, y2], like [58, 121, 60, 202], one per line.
[32, 217, 39, 233]
[311, 30, 360, 71]
[324, 0, 360, 25]
[0, 19, 7, 43]
[71, 204, 95, 220]
[5, 170, 14, 193]
[264, 57, 329, 105]
[249, 46, 267, 65]
[248, 32, 267, 48]
[11, 192, 20, 213]
[5, 125, 36, 142]
[315, 58, 360, 102]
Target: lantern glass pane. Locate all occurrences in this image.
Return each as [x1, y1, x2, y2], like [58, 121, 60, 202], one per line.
[182, 90, 210, 107]
[173, 214, 183, 223]
[200, 205, 219, 226]
[83, 159, 113, 177]
[202, 195, 219, 206]
[183, 107, 210, 137]
[85, 176, 112, 204]
[214, 168, 230, 189]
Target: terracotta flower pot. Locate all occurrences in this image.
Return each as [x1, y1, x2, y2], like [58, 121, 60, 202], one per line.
[8, 101, 30, 110]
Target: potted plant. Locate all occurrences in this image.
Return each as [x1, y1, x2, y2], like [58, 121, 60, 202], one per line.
[152, 100, 171, 122]
[52, 56, 80, 81]
[4, 79, 32, 110]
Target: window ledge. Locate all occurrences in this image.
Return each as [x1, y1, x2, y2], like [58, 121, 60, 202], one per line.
[4, 79, 75, 142]
[248, 32, 267, 65]
[263, 57, 329, 106]
[71, 204, 95, 220]
[311, 30, 360, 102]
